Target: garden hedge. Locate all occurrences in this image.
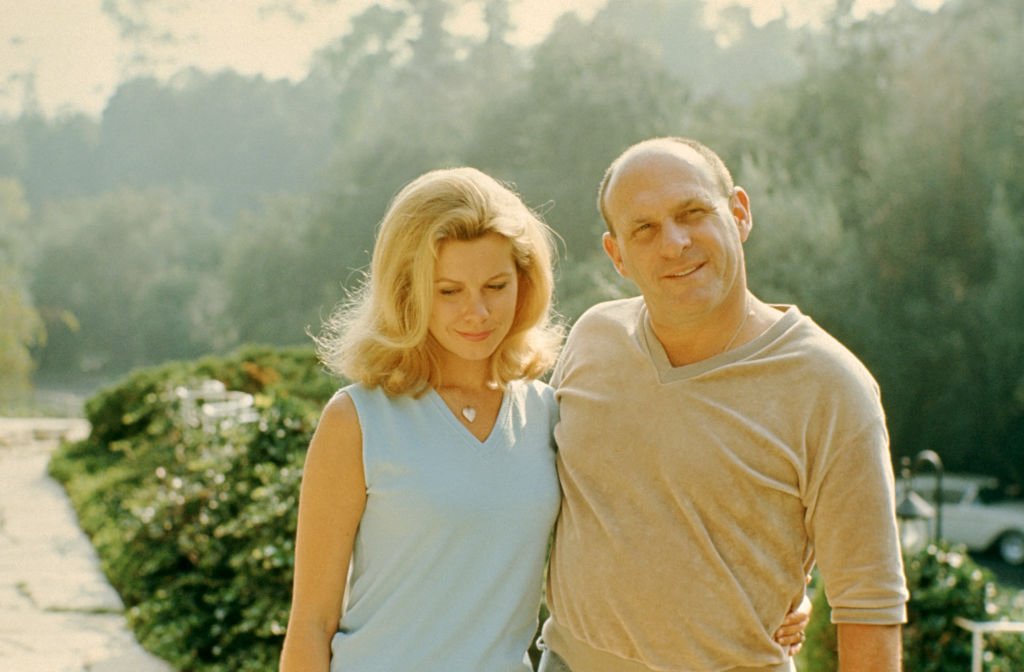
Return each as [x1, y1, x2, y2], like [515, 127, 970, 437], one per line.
[50, 345, 337, 671]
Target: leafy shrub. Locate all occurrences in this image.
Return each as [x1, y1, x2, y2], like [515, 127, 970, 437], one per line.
[50, 345, 338, 671]
[81, 344, 334, 446]
[904, 543, 1024, 671]
[797, 543, 1024, 671]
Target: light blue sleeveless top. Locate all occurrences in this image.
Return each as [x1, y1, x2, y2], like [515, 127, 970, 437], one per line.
[329, 379, 561, 672]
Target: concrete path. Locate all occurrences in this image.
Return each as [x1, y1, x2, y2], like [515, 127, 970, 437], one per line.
[0, 418, 174, 672]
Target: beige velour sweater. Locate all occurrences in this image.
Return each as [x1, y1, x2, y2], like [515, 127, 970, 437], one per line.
[543, 298, 908, 672]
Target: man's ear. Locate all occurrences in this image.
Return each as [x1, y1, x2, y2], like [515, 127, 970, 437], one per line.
[730, 187, 753, 242]
[602, 231, 628, 278]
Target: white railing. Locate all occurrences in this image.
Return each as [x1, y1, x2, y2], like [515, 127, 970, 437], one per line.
[954, 617, 1024, 672]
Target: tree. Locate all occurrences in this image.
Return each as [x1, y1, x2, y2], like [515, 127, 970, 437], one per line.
[220, 194, 324, 348]
[959, 188, 1024, 482]
[0, 112, 100, 206]
[739, 152, 865, 336]
[30, 187, 225, 377]
[848, 0, 1024, 477]
[469, 13, 691, 261]
[96, 72, 335, 218]
[304, 0, 493, 313]
[0, 178, 44, 401]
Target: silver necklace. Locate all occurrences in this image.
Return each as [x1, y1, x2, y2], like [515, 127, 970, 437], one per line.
[437, 384, 494, 423]
[722, 298, 753, 353]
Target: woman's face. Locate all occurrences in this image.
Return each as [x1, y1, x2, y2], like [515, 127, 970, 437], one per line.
[428, 232, 519, 366]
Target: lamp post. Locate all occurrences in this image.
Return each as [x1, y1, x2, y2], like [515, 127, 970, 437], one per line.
[912, 449, 944, 542]
[896, 456, 935, 554]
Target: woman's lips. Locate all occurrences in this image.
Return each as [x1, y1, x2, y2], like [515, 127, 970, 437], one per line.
[457, 330, 493, 342]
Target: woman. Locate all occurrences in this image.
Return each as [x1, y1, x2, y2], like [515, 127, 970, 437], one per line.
[279, 167, 807, 671]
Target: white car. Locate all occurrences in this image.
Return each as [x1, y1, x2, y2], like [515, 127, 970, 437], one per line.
[900, 473, 1024, 565]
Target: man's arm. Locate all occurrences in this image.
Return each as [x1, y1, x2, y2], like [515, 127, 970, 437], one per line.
[837, 623, 902, 671]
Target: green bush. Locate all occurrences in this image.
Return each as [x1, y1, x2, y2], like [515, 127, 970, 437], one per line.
[50, 345, 338, 671]
[904, 543, 1024, 671]
[81, 344, 334, 446]
[797, 543, 1024, 671]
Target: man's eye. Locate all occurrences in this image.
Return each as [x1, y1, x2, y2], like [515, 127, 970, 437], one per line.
[487, 283, 508, 291]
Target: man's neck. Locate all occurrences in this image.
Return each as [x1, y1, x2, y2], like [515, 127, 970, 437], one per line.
[650, 294, 778, 367]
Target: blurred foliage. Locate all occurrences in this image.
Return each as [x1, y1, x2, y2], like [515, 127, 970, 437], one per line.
[903, 543, 1024, 671]
[798, 543, 1024, 671]
[29, 187, 225, 376]
[3, 0, 1023, 484]
[0, 178, 44, 403]
[49, 346, 338, 671]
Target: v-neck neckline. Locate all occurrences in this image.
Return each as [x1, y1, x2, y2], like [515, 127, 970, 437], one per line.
[427, 383, 513, 446]
[640, 304, 801, 383]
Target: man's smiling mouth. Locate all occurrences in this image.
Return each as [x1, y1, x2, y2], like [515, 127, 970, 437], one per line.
[665, 262, 704, 279]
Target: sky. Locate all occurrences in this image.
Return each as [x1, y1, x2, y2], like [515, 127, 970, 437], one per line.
[0, 0, 939, 119]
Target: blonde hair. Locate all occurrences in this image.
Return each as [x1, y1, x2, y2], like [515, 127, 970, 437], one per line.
[316, 167, 563, 396]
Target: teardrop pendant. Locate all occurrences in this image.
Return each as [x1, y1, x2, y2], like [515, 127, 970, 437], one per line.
[461, 406, 477, 422]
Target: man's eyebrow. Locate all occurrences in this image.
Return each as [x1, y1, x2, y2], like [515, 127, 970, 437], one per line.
[629, 197, 710, 225]
[676, 196, 713, 209]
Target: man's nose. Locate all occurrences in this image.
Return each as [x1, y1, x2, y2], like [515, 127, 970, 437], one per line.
[659, 221, 691, 256]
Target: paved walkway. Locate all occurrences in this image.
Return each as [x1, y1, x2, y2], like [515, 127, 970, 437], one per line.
[0, 418, 173, 672]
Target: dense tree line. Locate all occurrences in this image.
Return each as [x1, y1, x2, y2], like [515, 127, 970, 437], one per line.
[1, 0, 1021, 483]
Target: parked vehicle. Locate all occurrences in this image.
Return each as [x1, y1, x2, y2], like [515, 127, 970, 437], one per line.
[901, 473, 1024, 565]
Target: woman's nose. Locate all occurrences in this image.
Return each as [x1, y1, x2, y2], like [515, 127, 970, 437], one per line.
[466, 293, 490, 318]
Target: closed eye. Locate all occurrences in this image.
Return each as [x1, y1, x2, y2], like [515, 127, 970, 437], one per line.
[677, 206, 710, 220]
[631, 222, 655, 238]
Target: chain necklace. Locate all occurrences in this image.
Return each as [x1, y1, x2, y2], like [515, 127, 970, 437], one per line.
[721, 297, 753, 354]
[437, 382, 498, 424]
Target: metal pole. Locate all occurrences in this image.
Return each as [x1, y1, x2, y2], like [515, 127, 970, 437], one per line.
[915, 450, 944, 542]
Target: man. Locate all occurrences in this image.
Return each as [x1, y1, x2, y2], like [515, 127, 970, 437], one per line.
[539, 137, 908, 671]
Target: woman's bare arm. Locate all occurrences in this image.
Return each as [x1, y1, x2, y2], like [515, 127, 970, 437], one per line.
[280, 394, 367, 672]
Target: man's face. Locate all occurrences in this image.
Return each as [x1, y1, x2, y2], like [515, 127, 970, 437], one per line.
[601, 146, 751, 328]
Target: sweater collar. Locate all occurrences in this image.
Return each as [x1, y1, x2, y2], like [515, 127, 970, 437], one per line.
[639, 303, 803, 383]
